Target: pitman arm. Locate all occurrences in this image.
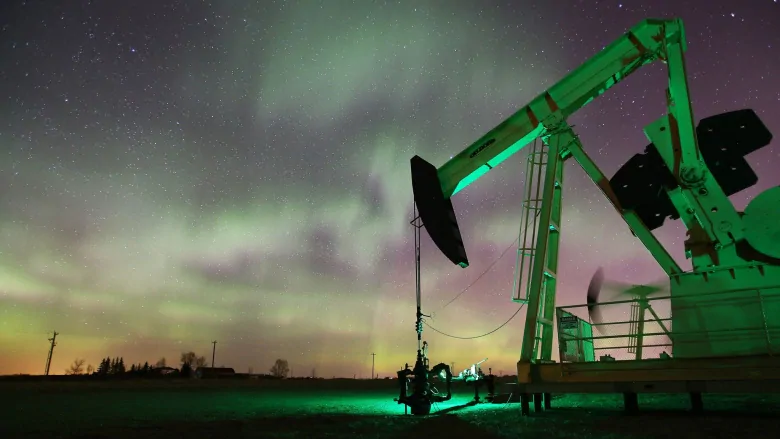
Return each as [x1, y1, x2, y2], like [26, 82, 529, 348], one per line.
[437, 18, 691, 198]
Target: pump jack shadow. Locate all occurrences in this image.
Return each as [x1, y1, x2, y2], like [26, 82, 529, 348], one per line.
[430, 400, 478, 415]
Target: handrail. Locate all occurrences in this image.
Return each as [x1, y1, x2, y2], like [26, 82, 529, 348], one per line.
[561, 325, 780, 344]
[558, 283, 780, 311]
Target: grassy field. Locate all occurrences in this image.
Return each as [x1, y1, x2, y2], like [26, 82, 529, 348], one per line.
[2, 378, 779, 438]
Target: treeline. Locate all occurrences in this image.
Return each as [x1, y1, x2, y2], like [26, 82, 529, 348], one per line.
[95, 357, 158, 376]
[66, 352, 211, 378]
[62, 355, 297, 380]
[67, 357, 173, 377]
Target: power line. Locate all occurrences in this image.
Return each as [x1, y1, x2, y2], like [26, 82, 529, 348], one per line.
[423, 303, 526, 340]
[433, 237, 519, 315]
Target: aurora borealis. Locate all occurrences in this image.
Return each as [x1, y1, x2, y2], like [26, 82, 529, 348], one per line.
[0, 0, 778, 378]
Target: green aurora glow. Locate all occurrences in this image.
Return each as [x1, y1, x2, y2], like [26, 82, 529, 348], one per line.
[1, 1, 778, 377]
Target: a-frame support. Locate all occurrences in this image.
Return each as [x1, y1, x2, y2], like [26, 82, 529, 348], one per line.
[517, 116, 683, 415]
[519, 121, 565, 366]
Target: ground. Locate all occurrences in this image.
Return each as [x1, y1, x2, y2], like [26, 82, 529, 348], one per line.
[3, 378, 779, 438]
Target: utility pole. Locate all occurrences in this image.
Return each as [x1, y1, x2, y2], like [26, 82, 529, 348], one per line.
[45, 331, 58, 376]
[371, 353, 376, 379]
[211, 340, 217, 368]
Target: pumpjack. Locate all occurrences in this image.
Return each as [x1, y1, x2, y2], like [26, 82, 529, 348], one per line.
[410, 17, 780, 415]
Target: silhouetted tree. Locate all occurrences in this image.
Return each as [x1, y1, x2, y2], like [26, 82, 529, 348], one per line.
[97, 358, 109, 375]
[155, 357, 166, 368]
[179, 352, 207, 369]
[66, 359, 85, 375]
[270, 359, 289, 378]
[180, 351, 199, 377]
[117, 357, 126, 373]
[181, 362, 192, 378]
[86, 364, 94, 375]
[143, 361, 150, 372]
[181, 351, 196, 367]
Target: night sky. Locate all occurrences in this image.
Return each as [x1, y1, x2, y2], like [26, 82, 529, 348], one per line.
[0, 0, 778, 378]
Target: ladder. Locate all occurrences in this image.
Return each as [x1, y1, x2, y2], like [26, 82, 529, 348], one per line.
[514, 138, 563, 361]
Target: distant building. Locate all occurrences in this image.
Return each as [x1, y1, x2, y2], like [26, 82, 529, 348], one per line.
[195, 367, 235, 379]
[152, 367, 178, 375]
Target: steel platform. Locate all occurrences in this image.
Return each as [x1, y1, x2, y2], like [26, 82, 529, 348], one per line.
[510, 354, 780, 414]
